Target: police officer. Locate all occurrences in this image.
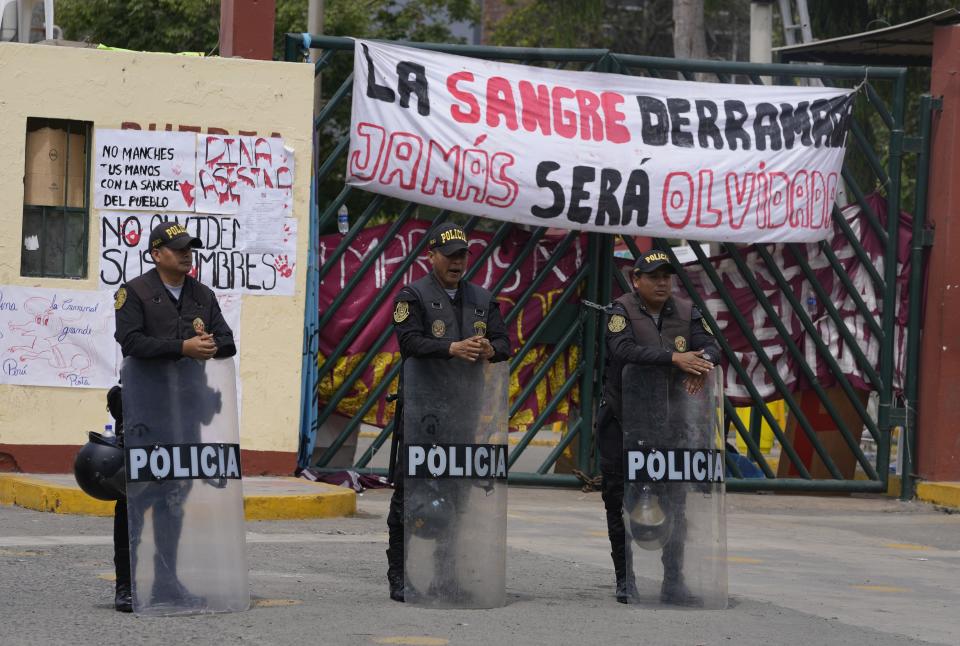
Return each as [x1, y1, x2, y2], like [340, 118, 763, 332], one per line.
[111, 222, 236, 612]
[599, 249, 719, 604]
[386, 222, 511, 602]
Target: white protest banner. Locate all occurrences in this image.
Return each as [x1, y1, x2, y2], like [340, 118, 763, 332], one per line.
[0, 286, 116, 389]
[94, 129, 197, 211]
[348, 40, 855, 244]
[195, 135, 295, 216]
[98, 212, 297, 296]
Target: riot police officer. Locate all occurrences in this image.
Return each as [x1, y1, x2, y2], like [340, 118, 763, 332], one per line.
[599, 249, 719, 604]
[111, 222, 236, 612]
[386, 222, 511, 602]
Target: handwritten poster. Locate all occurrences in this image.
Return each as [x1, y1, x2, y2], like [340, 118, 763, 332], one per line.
[94, 130, 196, 211]
[98, 211, 297, 296]
[0, 286, 117, 389]
[195, 135, 294, 216]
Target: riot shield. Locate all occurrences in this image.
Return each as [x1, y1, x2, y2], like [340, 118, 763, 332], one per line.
[621, 364, 727, 609]
[121, 357, 249, 616]
[402, 358, 509, 608]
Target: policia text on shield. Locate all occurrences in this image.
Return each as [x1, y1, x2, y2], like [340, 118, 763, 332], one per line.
[387, 223, 512, 606]
[598, 249, 726, 607]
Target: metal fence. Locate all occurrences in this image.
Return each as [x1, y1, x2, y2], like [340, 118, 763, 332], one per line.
[285, 35, 931, 496]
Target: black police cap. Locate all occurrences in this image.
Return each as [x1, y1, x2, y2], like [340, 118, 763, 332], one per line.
[149, 222, 203, 251]
[633, 249, 676, 274]
[428, 223, 469, 255]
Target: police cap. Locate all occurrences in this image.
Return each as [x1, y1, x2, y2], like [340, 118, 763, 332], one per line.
[633, 249, 676, 274]
[149, 222, 203, 251]
[428, 223, 469, 256]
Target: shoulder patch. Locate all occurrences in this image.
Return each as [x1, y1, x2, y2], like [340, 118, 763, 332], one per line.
[393, 301, 410, 323]
[114, 287, 127, 310]
[607, 314, 627, 333]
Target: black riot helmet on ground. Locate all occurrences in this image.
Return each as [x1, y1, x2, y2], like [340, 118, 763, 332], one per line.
[627, 485, 672, 550]
[408, 479, 455, 540]
[74, 431, 126, 501]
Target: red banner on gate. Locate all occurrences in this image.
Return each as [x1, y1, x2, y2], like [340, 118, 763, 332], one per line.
[316, 220, 587, 430]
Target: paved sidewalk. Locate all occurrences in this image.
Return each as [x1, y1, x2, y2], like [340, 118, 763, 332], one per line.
[1, 487, 958, 645]
[0, 473, 356, 520]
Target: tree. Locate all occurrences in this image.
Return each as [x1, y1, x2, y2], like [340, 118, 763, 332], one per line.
[275, 0, 479, 59]
[56, 0, 480, 58]
[672, 0, 707, 61]
[487, 0, 746, 62]
[57, 0, 220, 53]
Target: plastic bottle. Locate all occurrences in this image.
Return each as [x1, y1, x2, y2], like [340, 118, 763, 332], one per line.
[103, 423, 115, 440]
[337, 205, 349, 235]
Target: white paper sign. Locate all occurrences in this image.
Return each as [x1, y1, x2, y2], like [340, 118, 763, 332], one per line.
[0, 286, 116, 389]
[349, 40, 854, 244]
[195, 135, 295, 216]
[98, 211, 297, 296]
[94, 129, 197, 211]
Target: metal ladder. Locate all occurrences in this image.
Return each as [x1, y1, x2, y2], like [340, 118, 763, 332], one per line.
[778, 0, 814, 44]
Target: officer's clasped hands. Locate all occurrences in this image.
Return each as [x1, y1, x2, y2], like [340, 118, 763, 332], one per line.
[672, 349, 714, 376]
[182, 333, 218, 360]
[449, 335, 494, 362]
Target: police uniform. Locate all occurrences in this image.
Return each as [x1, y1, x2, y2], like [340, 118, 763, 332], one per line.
[385, 223, 510, 602]
[598, 251, 719, 604]
[111, 224, 235, 612]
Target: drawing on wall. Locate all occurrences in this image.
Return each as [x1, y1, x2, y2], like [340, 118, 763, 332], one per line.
[0, 287, 116, 388]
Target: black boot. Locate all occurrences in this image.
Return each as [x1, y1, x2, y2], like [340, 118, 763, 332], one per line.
[612, 551, 637, 603]
[660, 577, 703, 607]
[113, 502, 132, 613]
[386, 544, 405, 602]
[387, 566, 405, 602]
[150, 555, 205, 607]
[661, 544, 701, 606]
[114, 551, 132, 613]
[386, 486, 405, 602]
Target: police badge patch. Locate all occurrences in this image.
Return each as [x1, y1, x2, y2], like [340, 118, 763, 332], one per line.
[193, 318, 206, 334]
[393, 301, 410, 323]
[113, 287, 127, 310]
[674, 336, 688, 352]
[432, 320, 446, 337]
[607, 314, 627, 333]
[473, 321, 487, 337]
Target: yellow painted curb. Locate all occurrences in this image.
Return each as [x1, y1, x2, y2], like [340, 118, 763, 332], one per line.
[243, 486, 356, 520]
[916, 481, 960, 509]
[0, 473, 357, 520]
[0, 474, 115, 516]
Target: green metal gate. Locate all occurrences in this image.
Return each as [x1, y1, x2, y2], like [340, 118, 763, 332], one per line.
[285, 35, 931, 496]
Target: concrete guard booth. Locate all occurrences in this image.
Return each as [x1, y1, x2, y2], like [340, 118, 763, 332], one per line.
[0, 42, 314, 475]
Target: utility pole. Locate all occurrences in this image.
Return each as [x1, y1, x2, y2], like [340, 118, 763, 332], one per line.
[750, 0, 773, 83]
[307, 0, 324, 117]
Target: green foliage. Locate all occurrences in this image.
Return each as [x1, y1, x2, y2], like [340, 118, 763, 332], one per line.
[57, 0, 479, 57]
[804, 0, 956, 214]
[57, 0, 220, 53]
[488, 0, 675, 55]
[276, 0, 479, 59]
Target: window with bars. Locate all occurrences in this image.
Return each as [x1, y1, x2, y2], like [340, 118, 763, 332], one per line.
[20, 117, 92, 278]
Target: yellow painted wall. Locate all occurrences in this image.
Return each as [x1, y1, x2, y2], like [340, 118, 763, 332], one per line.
[0, 43, 313, 454]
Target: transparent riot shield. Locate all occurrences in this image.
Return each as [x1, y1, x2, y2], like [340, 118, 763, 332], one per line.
[402, 358, 509, 608]
[121, 357, 249, 616]
[621, 364, 727, 609]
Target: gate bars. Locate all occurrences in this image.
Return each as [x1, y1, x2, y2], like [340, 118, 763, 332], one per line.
[286, 35, 930, 494]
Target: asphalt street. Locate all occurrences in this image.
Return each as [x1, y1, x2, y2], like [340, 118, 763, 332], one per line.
[1, 487, 957, 646]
